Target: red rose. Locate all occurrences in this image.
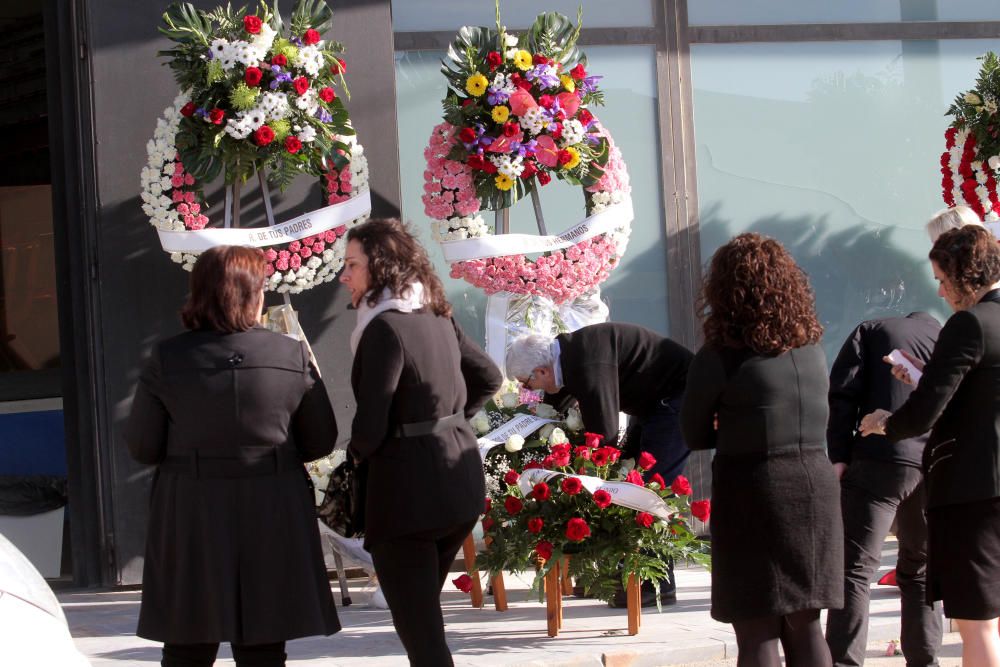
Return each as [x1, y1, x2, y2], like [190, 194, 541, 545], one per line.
[504, 495, 523, 515]
[520, 161, 537, 179]
[605, 447, 621, 464]
[254, 125, 275, 146]
[671, 475, 693, 496]
[691, 499, 711, 522]
[330, 58, 346, 74]
[523, 461, 542, 471]
[649, 473, 666, 489]
[503, 121, 519, 138]
[303, 28, 321, 45]
[245, 66, 263, 87]
[180, 102, 196, 117]
[584, 432, 603, 448]
[538, 171, 551, 185]
[486, 51, 503, 71]
[482, 516, 495, 531]
[541, 455, 557, 469]
[503, 469, 520, 485]
[593, 489, 612, 509]
[319, 87, 336, 103]
[551, 443, 571, 457]
[284, 136, 302, 154]
[527, 517, 544, 534]
[561, 477, 583, 495]
[570, 63, 586, 80]
[551, 123, 564, 139]
[538, 94, 555, 108]
[483, 161, 498, 175]
[535, 540, 554, 561]
[565, 517, 591, 542]
[293, 76, 310, 96]
[635, 512, 655, 528]
[532, 482, 551, 502]
[515, 77, 533, 91]
[243, 15, 262, 34]
[461, 98, 476, 107]
[637, 451, 657, 471]
[590, 448, 609, 467]
[577, 109, 593, 125]
[271, 54, 287, 66]
[208, 108, 225, 125]
[626, 470, 644, 486]
[484, 497, 492, 513]
[459, 127, 477, 143]
[533, 53, 548, 65]
[467, 154, 487, 170]
[452, 574, 473, 593]
[557, 149, 573, 166]
[573, 446, 590, 460]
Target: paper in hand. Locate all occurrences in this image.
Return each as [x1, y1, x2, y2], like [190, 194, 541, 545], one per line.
[887, 348, 922, 384]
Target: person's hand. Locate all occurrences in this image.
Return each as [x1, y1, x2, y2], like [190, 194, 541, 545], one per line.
[832, 462, 848, 480]
[859, 409, 892, 436]
[882, 349, 925, 387]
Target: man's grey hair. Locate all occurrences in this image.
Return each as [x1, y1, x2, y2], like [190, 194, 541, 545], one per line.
[926, 205, 983, 243]
[505, 334, 555, 380]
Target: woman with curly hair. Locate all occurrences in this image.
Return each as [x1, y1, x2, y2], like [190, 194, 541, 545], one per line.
[861, 225, 1000, 666]
[681, 233, 842, 667]
[340, 219, 502, 666]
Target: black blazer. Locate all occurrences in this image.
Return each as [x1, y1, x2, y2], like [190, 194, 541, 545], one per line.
[544, 322, 693, 445]
[350, 311, 502, 548]
[124, 327, 339, 644]
[887, 290, 1000, 509]
[828, 313, 940, 467]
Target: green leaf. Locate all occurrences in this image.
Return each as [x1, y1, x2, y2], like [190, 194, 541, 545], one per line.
[525, 11, 586, 70]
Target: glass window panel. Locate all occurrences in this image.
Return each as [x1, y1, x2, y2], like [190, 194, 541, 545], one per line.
[394, 45, 668, 345]
[690, 39, 995, 362]
[391, 0, 653, 32]
[689, 0, 1000, 26]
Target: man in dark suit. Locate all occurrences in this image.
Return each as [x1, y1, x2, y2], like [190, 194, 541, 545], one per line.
[506, 322, 693, 606]
[825, 313, 943, 667]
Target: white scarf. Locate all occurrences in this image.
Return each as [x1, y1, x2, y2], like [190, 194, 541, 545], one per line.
[350, 282, 425, 354]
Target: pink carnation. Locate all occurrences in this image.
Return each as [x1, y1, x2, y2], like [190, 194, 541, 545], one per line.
[289, 254, 302, 269]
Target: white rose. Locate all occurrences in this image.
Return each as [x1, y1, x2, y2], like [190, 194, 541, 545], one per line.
[505, 434, 525, 452]
[989, 155, 1000, 171]
[965, 92, 982, 105]
[500, 392, 520, 408]
[549, 427, 568, 445]
[470, 410, 491, 434]
[535, 403, 557, 419]
[315, 459, 333, 476]
[538, 423, 556, 439]
[565, 408, 584, 432]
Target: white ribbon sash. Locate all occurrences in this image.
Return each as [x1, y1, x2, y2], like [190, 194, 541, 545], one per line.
[517, 467, 673, 522]
[156, 189, 372, 253]
[439, 197, 633, 262]
[477, 413, 556, 461]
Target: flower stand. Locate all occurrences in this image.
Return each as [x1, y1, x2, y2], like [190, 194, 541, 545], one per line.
[542, 560, 641, 637]
[461, 533, 508, 611]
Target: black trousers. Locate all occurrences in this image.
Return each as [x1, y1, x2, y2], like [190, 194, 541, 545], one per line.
[161, 641, 286, 667]
[825, 460, 942, 667]
[370, 519, 478, 667]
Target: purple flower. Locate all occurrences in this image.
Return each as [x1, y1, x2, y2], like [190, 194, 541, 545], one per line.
[316, 108, 333, 123]
[580, 74, 603, 94]
[526, 65, 560, 90]
[487, 88, 509, 106]
[585, 133, 601, 145]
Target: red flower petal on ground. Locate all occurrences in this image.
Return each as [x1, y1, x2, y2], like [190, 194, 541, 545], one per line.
[452, 574, 473, 593]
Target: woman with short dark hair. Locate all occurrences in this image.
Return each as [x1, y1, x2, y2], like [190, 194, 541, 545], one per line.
[681, 233, 842, 667]
[125, 245, 340, 667]
[862, 225, 1000, 666]
[340, 219, 502, 667]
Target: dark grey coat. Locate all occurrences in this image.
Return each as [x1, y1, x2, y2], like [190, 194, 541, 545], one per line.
[125, 327, 340, 644]
[681, 343, 843, 623]
[349, 311, 502, 549]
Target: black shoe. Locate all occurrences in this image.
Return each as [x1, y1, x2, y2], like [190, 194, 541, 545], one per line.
[608, 581, 677, 608]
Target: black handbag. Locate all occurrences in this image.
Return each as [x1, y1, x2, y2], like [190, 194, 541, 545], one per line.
[317, 456, 367, 538]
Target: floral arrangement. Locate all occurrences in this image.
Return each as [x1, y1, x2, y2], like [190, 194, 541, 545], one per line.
[139, 1, 370, 293]
[421, 6, 632, 305]
[940, 52, 1000, 223]
[468, 383, 710, 602]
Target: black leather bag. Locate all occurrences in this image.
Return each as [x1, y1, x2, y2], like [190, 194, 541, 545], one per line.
[317, 456, 367, 538]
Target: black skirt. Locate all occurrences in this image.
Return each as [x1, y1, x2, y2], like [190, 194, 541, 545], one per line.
[927, 496, 1000, 620]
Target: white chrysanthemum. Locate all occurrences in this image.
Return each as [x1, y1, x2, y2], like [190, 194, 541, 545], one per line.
[259, 91, 289, 121]
[488, 154, 524, 179]
[519, 106, 546, 135]
[250, 24, 276, 61]
[294, 88, 318, 114]
[295, 45, 324, 76]
[209, 39, 228, 59]
[296, 125, 317, 142]
[490, 73, 516, 95]
[561, 119, 585, 146]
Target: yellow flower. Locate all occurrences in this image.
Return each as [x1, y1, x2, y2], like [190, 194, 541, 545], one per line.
[466, 73, 489, 97]
[561, 146, 581, 170]
[561, 75, 576, 93]
[495, 174, 514, 191]
[513, 50, 533, 71]
[491, 105, 510, 123]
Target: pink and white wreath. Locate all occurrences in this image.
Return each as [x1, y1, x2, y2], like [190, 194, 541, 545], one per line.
[140, 94, 370, 294]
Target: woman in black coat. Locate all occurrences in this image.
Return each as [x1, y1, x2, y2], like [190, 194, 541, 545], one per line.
[681, 233, 842, 667]
[862, 225, 1000, 665]
[125, 246, 340, 667]
[339, 219, 502, 667]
